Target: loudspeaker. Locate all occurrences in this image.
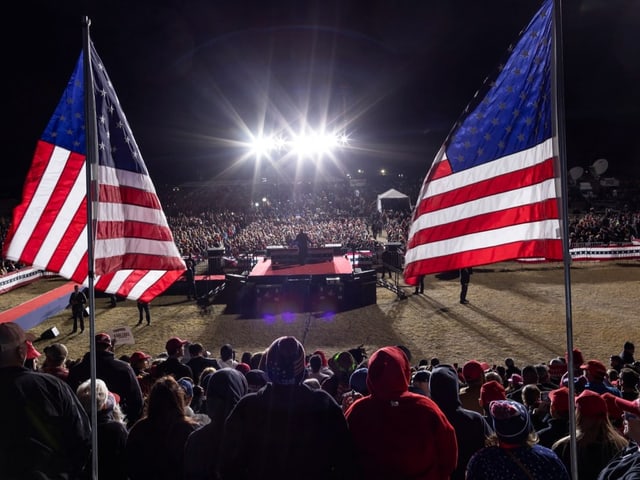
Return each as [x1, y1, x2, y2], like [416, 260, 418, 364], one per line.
[40, 326, 60, 340]
[208, 247, 225, 275]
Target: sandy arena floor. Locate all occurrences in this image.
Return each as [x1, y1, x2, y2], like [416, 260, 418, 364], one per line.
[2, 261, 638, 368]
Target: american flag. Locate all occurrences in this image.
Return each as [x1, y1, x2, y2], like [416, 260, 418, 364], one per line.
[3, 41, 185, 302]
[404, 0, 562, 285]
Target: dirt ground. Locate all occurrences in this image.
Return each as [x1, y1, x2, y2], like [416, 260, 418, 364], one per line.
[3, 261, 639, 368]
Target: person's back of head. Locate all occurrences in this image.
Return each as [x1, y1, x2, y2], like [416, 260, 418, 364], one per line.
[265, 336, 306, 386]
[366, 346, 411, 400]
[521, 365, 539, 385]
[429, 364, 460, 410]
[619, 367, 639, 391]
[147, 376, 187, 421]
[43, 343, 68, 368]
[220, 344, 234, 362]
[309, 354, 322, 373]
[521, 384, 541, 407]
[535, 363, 551, 383]
[188, 343, 204, 357]
[0, 322, 36, 368]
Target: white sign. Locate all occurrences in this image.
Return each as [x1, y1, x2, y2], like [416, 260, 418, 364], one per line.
[109, 326, 135, 346]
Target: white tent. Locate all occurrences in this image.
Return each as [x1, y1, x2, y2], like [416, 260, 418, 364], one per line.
[376, 188, 411, 212]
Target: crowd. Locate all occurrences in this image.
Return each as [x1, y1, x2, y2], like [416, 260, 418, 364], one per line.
[1, 180, 639, 271]
[2, 319, 638, 479]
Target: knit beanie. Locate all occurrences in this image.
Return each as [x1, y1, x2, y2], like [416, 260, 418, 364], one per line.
[265, 336, 306, 385]
[490, 399, 532, 444]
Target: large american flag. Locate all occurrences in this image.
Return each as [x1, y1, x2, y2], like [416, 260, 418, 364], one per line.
[404, 0, 562, 285]
[3, 41, 185, 301]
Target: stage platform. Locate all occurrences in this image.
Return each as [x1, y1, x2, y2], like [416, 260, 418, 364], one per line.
[216, 255, 376, 316]
[248, 255, 353, 277]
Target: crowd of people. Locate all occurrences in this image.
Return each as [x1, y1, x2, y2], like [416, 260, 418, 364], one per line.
[2, 319, 638, 479]
[2, 179, 639, 271]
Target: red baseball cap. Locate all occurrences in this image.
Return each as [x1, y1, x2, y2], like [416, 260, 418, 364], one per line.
[130, 351, 151, 363]
[165, 337, 188, 354]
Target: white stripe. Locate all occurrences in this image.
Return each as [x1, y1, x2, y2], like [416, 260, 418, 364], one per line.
[5, 146, 71, 262]
[96, 269, 166, 300]
[408, 178, 558, 238]
[96, 201, 166, 224]
[415, 139, 553, 203]
[405, 219, 561, 263]
[99, 164, 157, 193]
[59, 225, 89, 279]
[33, 164, 87, 268]
[95, 238, 182, 257]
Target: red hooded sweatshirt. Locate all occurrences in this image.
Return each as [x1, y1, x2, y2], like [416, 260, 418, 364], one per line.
[345, 346, 458, 479]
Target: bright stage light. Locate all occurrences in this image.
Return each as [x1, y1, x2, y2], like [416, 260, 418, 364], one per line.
[247, 129, 349, 158]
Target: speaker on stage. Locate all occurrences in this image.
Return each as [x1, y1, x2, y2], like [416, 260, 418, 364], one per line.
[208, 247, 225, 275]
[40, 326, 60, 340]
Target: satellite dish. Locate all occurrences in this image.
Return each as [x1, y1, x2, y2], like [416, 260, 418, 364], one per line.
[568, 166, 584, 183]
[590, 158, 609, 178]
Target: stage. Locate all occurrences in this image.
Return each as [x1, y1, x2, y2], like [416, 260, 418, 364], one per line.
[217, 252, 376, 316]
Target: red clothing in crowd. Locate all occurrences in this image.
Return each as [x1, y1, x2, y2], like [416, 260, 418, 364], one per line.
[345, 346, 458, 479]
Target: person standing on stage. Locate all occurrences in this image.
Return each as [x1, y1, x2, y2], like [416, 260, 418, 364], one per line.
[185, 254, 197, 300]
[460, 267, 473, 304]
[136, 300, 151, 326]
[68, 284, 87, 333]
[295, 229, 310, 265]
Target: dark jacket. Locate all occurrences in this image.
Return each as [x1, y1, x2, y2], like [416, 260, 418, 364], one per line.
[220, 381, 355, 479]
[430, 364, 493, 480]
[597, 444, 640, 480]
[184, 369, 248, 480]
[126, 416, 197, 480]
[186, 355, 220, 383]
[156, 356, 194, 381]
[536, 417, 570, 449]
[68, 349, 144, 425]
[0, 366, 91, 479]
[95, 408, 129, 480]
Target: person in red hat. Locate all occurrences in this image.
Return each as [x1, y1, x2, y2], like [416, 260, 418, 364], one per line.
[129, 350, 154, 397]
[597, 396, 640, 478]
[24, 339, 41, 370]
[156, 336, 194, 381]
[536, 387, 571, 448]
[459, 359, 487, 415]
[581, 359, 622, 396]
[552, 390, 628, 480]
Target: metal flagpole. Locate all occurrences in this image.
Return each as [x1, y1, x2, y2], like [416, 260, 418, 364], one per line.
[551, 2, 578, 479]
[82, 16, 100, 480]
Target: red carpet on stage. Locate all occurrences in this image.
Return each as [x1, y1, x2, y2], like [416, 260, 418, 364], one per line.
[249, 256, 353, 277]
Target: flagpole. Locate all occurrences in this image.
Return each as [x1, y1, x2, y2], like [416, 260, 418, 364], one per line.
[82, 16, 100, 480]
[551, 2, 578, 479]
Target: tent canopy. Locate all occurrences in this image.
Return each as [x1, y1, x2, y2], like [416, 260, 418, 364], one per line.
[377, 188, 411, 212]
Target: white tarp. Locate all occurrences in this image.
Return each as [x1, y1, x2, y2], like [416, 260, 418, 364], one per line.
[376, 188, 411, 212]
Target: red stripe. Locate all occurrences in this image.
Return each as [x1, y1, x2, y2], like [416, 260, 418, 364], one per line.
[2, 142, 57, 257]
[94, 270, 184, 302]
[46, 196, 88, 273]
[430, 158, 452, 180]
[95, 254, 186, 274]
[70, 251, 90, 284]
[20, 150, 86, 264]
[407, 198, 559, 249]
[100, 184, 162, 210]
[404, 239, 563, 282]
[415, 158, 555, 216]
[95, 220, 176, 242]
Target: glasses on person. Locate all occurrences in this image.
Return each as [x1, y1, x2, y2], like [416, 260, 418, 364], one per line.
[623, 412, 637, 421]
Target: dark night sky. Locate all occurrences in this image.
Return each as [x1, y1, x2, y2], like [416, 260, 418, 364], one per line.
[5, 0, 640, 198]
